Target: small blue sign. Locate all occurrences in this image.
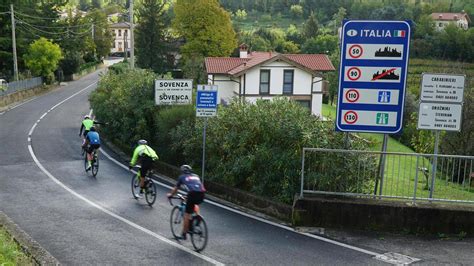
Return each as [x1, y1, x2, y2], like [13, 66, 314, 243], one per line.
[378, 91, 391, 103]
[196, 85, 218, 117]
[336, 20, 411, 134]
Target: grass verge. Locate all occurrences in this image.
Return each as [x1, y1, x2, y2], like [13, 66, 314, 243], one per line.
[0, 227, 31, 265]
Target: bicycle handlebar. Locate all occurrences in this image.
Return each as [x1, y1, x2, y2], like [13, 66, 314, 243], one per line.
[167, 194, 186, 206]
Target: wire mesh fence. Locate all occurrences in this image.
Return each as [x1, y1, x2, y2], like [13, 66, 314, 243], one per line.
[300, 148, 474, 204]
[0, 77, 43, 96]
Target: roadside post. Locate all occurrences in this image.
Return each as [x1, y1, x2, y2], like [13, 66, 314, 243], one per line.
[336, 20, 411, 197]
[417, 73, 465, 199]
[196, 85, 218, 184]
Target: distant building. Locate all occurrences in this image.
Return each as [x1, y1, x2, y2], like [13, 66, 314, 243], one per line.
[431, 12, 471, 30]
[59, 9, 87, 19]
[205, 44, 335, 117]
[109, 22, 130, 54]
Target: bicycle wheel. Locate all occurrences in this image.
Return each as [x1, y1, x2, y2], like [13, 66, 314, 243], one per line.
[145, 179, 157, 206]
[131, 174, 140, 199]
[190, 215, 208, 252]
[170, 206, 183, 239]
[91, 152, 99, 177]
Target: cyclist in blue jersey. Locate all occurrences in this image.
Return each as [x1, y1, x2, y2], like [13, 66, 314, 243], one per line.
[83, 126, 101, 171]
[167, 165, 206, 240]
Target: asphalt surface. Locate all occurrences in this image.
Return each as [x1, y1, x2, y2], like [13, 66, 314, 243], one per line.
[0, 70, 390, 264]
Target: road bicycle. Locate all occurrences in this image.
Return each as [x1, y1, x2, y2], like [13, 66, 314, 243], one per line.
[168, 194, 208, 252]
[83, 147, 99, 177]
[131, 166, 157, 206]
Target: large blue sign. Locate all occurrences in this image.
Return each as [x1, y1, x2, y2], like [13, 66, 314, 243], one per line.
[336, 20, 411, 133]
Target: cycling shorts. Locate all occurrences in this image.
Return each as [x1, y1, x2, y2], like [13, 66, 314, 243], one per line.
[139, 156, 153, 178]
[186, 191, 205, 214]
[87, 144, 100, 154]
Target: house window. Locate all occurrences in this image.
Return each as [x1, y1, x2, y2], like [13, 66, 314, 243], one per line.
[260, 70, 270, 94]
[296, 100, 311, 111]
[283, 70, 294, 94]
[112, 41, 115, 48]
[118, 29, 122, 36]
[124, 29, 128, 36]
[112, 29, 115, 35]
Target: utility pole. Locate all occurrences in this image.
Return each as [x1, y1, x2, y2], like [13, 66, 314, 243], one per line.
[129, 0, 135, 69]
[92, 24, 97, 60]
[124, 29, 128, 61]
[10, 4, 19, 81]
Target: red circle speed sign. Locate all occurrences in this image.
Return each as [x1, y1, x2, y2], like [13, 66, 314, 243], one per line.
[346, 67, 361, 81]
[344, 111, 358, 124]
[345, 89, 360, 103]
[348, 44, 363, 59]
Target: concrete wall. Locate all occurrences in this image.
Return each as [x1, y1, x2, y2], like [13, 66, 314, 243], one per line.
[293, 196, 474, 235]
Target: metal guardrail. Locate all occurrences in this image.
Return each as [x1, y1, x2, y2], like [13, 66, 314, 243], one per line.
[0, 77, 43, 96]
[300, 148, 474, 204]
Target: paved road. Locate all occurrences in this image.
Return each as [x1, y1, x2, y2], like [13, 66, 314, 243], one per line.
[0, 71, 386, 265]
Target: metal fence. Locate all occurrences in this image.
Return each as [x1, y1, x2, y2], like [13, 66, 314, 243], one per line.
[300, 148, 474, 204]
[0, 77, 43, 96]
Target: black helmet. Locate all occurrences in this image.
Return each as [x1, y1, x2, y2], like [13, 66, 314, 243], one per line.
[138, 139, 147, 145]
[89, 126, 96, 131]
[180, 165, 192, 174]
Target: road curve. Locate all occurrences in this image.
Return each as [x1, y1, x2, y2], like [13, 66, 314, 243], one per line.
[0, 70, 386, 265]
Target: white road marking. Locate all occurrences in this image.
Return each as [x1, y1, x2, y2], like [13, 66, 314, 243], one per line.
[27, 82, 224, 266]
[99, 149, 382, 258]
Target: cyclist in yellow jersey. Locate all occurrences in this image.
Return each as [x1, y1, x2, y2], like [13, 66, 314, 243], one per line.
[79, 115, 104, 138]
[129, 140, 159, 195]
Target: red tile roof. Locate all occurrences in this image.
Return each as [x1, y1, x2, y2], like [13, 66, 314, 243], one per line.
[206, 52, 335, 76]
[284, 54, 336, 71]
[205, 57, 249, 74]
[431, 12, 471, 22]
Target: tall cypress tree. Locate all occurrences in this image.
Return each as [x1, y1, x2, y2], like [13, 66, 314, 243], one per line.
[135, 0, 170, 74]
[303, 11, 319, 39]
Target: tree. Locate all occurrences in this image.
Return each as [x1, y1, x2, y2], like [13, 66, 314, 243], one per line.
[173, 0, 237, 58]
[330, 7, 346, 33]
[24, 38, 63, 80]
[135, 0, 170, 73]
[86, 10, 113, 61]
[303, 11, 319, 39]
[301, 34, 338, 54]
[235, 9, 247, 20]
[290, 5, 303, 19]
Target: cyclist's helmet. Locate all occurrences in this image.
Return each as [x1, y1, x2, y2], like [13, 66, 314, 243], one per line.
[89, 126, 96, 131]
[84, 115, 90, 119]
[138, 139, 147, 145]
[180, 164, 192, 174]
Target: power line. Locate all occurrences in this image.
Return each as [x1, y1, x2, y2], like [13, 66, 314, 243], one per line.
[16, 17, 92, 36]
[14, 10, 60, 20]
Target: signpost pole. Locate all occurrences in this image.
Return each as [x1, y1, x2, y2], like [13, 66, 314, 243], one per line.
[429, 130, 440, 199]
[201, 116, 207, 185]
[378, 134, 389, 198]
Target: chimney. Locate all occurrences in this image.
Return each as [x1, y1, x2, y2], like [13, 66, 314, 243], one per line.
[454, 15, 458, 20]
[438, 14, 443, 19]
[239, 43, 248, 58]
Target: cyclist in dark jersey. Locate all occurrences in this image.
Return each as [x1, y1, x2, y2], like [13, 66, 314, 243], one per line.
[83, 126, 101, 171]
[167, 165, 206, 240]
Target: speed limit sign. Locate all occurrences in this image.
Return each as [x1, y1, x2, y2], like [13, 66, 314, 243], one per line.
[345, 89, 359, 103]
[346, 67, 361, 81]
[348, 44, 363, 58]
[343, 111, 358, 124]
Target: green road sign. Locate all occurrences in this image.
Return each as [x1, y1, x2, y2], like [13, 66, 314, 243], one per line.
[376, 113, 389, 125]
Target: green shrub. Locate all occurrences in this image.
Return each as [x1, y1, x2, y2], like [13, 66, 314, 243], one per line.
[89, 69, 158, 149]
[171, 98, 373, 203]
[108, 61, 130, 75]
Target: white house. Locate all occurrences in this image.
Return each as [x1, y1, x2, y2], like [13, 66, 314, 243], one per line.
[109, 22, 131, 53]
[431, 12, 471, 31]
[205, 45, 335, 116]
